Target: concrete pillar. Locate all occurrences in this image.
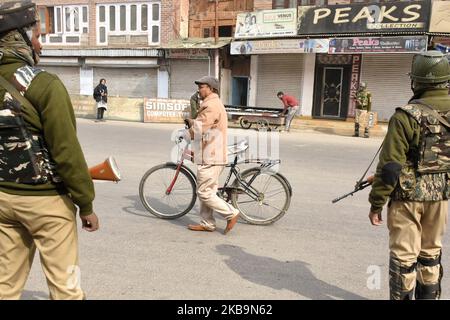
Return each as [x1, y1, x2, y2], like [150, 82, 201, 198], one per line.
[248, 55, 258, 107]
[301, 53, 316, 117]
[158, 69, 169, 98]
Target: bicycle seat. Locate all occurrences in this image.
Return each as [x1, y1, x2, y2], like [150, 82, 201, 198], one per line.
[227, 140, 249, 155]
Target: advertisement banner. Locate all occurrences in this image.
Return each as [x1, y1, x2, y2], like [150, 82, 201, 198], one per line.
[230, 39, 329, 55]
[328, 36, 428, 53]
[143, 98, 190, 123]
[298, 0, 430, 36]
[235, 8, 297, 39]
[429, 1, 450, 33]
[166, 49, 209, 60]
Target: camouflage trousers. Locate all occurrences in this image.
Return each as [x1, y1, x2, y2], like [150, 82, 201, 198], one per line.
[387, 200, 448, 299]
[354, 109, 375, 127]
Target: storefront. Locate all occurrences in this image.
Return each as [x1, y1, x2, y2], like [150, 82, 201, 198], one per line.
[230, 0, 440, 121]
[163, 38, 231, 101]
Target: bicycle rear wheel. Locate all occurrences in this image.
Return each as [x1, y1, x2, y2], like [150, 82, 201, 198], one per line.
[139, 163, 197, 219]
[231, 168, 291, 225]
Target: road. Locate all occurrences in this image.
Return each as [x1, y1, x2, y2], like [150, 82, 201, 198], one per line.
[22, 118, 450, 300]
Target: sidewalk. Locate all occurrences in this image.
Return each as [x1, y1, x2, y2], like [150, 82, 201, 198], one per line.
[290, 117, 388, 137]
[229, 117, 388, 138]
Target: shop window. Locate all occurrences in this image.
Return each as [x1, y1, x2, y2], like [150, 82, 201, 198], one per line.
[219, 26, 233, 37]
[273, 0, 299, 8]
[96, 2, 160, 45]
[37, 5, 87, 44]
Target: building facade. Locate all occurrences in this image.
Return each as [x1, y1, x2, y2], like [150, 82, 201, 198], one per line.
[229, 0, 450, 122]
[35, 0, 189, 120]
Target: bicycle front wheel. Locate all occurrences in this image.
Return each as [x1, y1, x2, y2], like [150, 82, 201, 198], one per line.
[231, 168, 291, 225]
[139, 163, 197, 219]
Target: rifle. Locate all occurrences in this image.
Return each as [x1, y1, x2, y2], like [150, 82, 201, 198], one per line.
[332, 178, 372, 203]
[331, 141, 383, 204]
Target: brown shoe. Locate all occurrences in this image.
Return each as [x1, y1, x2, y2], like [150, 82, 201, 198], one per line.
[224, 213, 239, 235]
[187, 224, 215, 232]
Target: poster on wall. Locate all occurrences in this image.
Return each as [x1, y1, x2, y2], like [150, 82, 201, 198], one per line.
[328, 36, 428, 53]
[143, 98, 190, 123]
[235, 8, 297, 39]
[429, 1, 450, 33]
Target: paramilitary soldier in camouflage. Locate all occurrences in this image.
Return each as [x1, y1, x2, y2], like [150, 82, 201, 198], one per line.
[368, 50, 450, 300]
[354, 82, 372, 138]
[0, 0, 98, 299]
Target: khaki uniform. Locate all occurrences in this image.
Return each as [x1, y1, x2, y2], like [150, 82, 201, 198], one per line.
[190, 93, 238, 230]
[0, 193, 84, 299]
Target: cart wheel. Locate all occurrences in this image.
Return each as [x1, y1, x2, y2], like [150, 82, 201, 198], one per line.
[257, 119, 269, 130]
[239, 117, 252, 129]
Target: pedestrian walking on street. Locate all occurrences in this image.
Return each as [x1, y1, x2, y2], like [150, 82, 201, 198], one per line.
[0, 0, 98, 300]
[185, 76, 239, 234]
[94, 78, 108, 121]
[277, 91, 300, 132]
[368, 51, 450, 300]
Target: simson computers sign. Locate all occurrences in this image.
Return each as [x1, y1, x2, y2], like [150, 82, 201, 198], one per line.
[298, 0, 430, 35]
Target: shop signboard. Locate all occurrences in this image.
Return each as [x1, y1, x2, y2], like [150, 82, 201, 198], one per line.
[298, 1, 430, 36]
[328, 36, 427, 53]
[235, 8, 297, 39]
[230, 38, 329, 55]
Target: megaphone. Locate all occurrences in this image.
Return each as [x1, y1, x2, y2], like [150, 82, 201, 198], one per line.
[89, 156, 121, 182]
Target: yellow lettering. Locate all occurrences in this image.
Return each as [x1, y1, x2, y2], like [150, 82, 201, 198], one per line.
[334, 8, 351, 24]
[352, 7, 375, 23]
[313, 8, 331, 24]
[402, 4, 421, 22]
[378, 6, 398, 22]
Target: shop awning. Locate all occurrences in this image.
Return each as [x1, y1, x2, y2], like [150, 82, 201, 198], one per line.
[162, 37, 232, 49]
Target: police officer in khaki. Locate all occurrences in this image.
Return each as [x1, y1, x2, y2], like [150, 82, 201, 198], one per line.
[0, 0, 98, 299]
[368, 51, 450, 300]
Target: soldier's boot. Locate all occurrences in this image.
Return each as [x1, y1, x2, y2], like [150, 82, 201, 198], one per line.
[389, 257, 416, 300]
[363, 127, 370, 138]
[415, 254, 443, 300]
[353, 123, 360, 137]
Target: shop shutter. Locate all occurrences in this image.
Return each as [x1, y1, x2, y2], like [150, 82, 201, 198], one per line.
[93, 67, 157, 98]
[169, 59, 210, 100]
[44, 66, 80, 95]
[256, 54, 304, 109]
[360, 53, 413, 122]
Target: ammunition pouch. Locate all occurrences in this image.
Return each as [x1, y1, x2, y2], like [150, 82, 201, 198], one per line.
[0, 104, 60, 184]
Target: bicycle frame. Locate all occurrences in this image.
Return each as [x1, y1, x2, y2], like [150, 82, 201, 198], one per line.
[167, 134, 281, 202]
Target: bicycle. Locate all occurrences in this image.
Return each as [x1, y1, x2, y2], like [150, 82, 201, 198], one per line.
[139, 128, 292, 225]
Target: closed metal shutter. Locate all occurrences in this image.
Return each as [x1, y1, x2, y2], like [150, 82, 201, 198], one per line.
[169, 60, 209, 99]
[256, 54, 304, 108]
[93, 67, 157, 98]
[43, 66, 80, 95]
[360, 54, 413, 122]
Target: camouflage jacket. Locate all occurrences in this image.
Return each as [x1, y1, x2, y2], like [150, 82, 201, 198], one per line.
[355, 89, 371, 111]
[369, 89, 450, 213]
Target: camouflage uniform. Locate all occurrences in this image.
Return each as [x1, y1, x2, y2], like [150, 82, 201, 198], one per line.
[189, 91, 200, 119]
[369, 51, 450, 300]
[354, 83, 372, 138]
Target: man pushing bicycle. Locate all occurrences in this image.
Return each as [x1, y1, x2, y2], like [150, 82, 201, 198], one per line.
[185, 76, 240, 235]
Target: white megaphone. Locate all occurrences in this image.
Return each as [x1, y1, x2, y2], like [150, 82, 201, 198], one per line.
[89, 156, 121, 182]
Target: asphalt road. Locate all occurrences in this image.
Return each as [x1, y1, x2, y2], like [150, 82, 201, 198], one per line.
[22, 118, 450, 300]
